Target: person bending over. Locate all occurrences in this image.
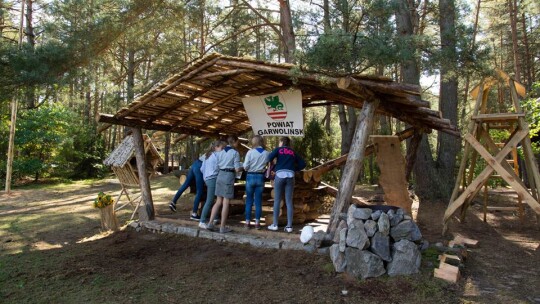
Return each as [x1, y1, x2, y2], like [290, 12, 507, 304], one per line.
[243, 135, 269, 229]
[169, 155, 205, 220]
[267, 136, 306, 233]
[207, 136, 242, 233]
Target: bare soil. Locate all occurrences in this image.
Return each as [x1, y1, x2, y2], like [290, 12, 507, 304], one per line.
[0, 175, 538, 303]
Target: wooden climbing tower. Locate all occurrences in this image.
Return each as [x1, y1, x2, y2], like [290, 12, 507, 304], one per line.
[443, 71, 540, 234]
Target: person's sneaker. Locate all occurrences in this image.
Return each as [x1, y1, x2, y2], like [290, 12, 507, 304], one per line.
[190, 213, 200, 221]
[219, 226, 232, 234]
[205, 223, 216, 231]
[198, 222, 207, 229]
[254, 223, 261, 230]
[169, 202, 177, 212]
[284, 226, 293, 233]
[244, 222, 251, 229]
[267, 224, 278, 231]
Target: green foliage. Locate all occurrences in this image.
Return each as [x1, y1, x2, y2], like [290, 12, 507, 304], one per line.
[296, 117, 332, 167]
[10, 105, 71, 181]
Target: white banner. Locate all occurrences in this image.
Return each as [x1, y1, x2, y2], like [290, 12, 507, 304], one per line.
[241, 90, 304, 137]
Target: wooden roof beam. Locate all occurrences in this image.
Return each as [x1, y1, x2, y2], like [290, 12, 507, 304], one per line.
[98, 113, 220, 137]
[116, 56, 220, 119]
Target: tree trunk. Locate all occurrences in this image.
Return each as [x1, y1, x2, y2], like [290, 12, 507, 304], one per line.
[508, 0, 521, 82]
[24, 0, 35, 109]
[278, 0, 295, 63]
[436, 0, 460, 199]
[521, 13, 532, 86]
[131, 128, 154, 221]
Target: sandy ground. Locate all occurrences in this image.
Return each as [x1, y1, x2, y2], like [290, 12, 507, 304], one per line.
[0, 174, 538, 303]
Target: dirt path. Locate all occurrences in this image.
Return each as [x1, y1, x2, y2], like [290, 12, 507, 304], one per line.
[0, 176, 538, 303]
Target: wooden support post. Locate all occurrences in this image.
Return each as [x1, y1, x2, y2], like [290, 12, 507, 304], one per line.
[327, 98, 379, 236]
[131, 127, 155, 221]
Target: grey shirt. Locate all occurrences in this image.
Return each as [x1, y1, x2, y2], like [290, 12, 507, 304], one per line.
[216, 146, 241, 170]
[243, 147, 269, 172]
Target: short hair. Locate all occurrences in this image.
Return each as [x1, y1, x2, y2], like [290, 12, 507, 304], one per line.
[252, 135, 265, 148]
[227, 135, 238, 146]
[279, 136, 291, 147]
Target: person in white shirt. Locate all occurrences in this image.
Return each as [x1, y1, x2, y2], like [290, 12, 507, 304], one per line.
[198, 140, 225, 228]
[243, 135, 269, 229]
[207, 136, 242, 233]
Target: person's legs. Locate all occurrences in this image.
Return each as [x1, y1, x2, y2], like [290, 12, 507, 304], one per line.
[191, 162, 205, 214]
[284, 177, 295, 228]
[253, 175, 264, 224]
[172, 167, 195, 204]
[272, 177, 285, 227]
[208, 196, 223, 227]
[200, 178, 216, 223]
[244, 175, 256, 223]
[220, 198, 230, 229]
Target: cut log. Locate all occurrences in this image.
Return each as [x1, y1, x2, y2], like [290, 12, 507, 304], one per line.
[327, 98, 379, 236]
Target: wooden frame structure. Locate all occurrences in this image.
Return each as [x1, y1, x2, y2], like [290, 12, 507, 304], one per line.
[442, 72, 540, 234]
[98, 53, 458, 228]
[103, 134, 162, 220]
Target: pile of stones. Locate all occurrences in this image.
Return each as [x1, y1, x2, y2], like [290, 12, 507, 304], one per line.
[330, 204, 423, 279]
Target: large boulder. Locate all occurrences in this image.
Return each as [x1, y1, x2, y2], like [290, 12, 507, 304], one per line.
[369, 232, 392, 262]
[330, 244, 347, 272]
[347, 204, 357, 226]
[378, 213, 390, 236]
[390, 220, 422, 242]
[386, 240, 421, 276]
[371, 210, 382, 221]
[364, 220, 378, 237]
[333, 220, 348, 243]
[339, 227, 347, 252]
[345, 248, 386, 279]
[353, 208, 372, 220]
[390, 213, 404, 227]
[346, 221, 370, 249]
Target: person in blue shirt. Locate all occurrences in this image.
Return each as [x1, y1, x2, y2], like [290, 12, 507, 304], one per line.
[266, 136, 306, 233]
[243, 135, 269, 229]
[206, 135, 242, 233]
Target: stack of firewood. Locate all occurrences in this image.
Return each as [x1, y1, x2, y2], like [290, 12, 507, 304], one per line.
[264, 175, 326, 225]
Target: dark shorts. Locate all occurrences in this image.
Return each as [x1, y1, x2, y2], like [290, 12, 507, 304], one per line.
[215, 170, 235, 199]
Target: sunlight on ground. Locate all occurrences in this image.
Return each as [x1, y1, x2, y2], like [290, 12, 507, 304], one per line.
[77, 230, 117, 244]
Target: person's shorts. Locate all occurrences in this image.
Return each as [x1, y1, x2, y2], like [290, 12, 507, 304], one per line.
[215, 170, 235, 199]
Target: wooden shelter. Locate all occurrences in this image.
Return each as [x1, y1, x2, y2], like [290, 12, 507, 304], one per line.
[98, 53, 458, 234]
[442, 71, 540, 234]
[103, 134, 163, 219]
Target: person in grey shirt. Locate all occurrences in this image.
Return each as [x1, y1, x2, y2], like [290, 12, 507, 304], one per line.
[243, 135, 269, 229]
[207, 135, 241, 233]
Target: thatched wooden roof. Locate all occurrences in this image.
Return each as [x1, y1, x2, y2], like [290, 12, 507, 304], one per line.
[98, 53, 459, 137]
[103, 134, 162, 167]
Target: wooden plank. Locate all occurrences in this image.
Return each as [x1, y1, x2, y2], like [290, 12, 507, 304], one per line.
[472, 113, 525, 122]
[131, 127, 155, 221]
[371, 135, 413, 214]
[486, 206, 519, 211]
[447, 84, 485, 215]
[464, 134, 540, 214]
[434, 263, 460, 283]
[509, 80, 540, 200]
[443, 130, 529, 224]
[452, 235, 479, 247]
[327, 98, 380, 236]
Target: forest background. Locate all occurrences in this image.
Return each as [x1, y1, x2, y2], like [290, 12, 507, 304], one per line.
[1, 0, 539, 200]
